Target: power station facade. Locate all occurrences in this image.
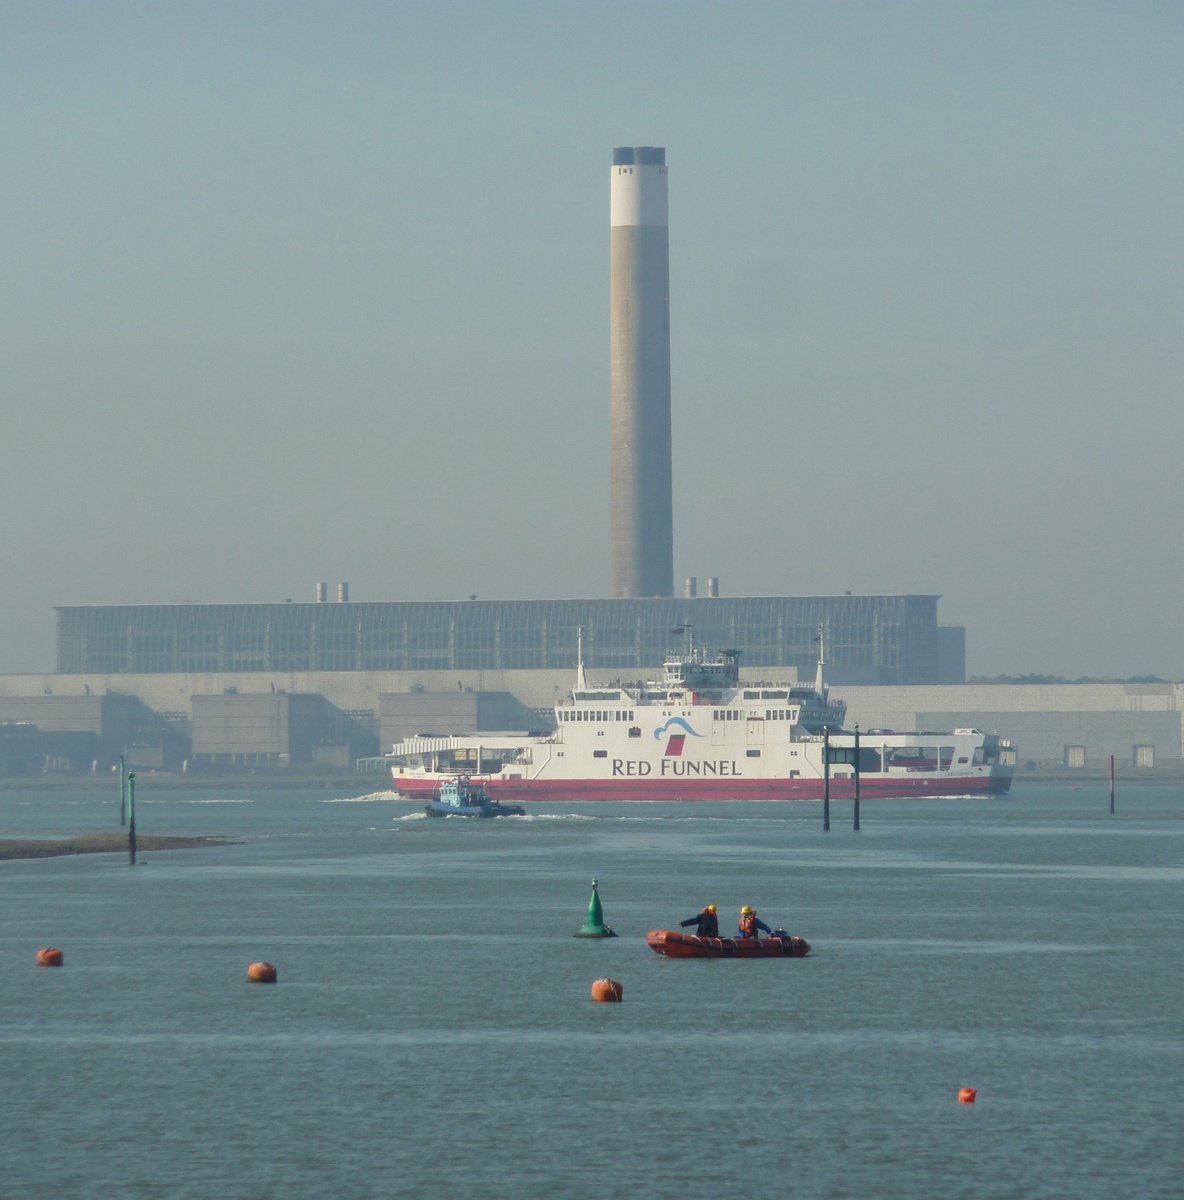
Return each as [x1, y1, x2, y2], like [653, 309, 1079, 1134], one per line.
[610, 146, 673, 598]
[54, 594, 947, 683]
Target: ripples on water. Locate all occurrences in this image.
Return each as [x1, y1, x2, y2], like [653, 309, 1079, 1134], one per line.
[1, 782, 1181, 1198]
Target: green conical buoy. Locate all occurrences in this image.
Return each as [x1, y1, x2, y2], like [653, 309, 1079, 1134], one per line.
[574, 877, 617, 938]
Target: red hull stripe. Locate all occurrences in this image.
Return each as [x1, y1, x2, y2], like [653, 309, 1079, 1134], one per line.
[391, 775, 1012, 802]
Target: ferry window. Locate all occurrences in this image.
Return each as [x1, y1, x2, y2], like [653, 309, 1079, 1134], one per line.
[593, 750, 607, 758]
[629, 726, 641, 738]
[957, 756, 969, 764]
[746, 749, 761, 758]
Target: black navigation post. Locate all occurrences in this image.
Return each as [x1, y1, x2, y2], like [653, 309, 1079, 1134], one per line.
[852, 725, 861, 832]
[822, 726, 831, 832]
[1109, 754, 1116, 815]
[127, 772, 137, 865]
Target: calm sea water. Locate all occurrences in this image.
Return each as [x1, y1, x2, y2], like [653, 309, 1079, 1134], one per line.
[1, 781, 1181, 1199]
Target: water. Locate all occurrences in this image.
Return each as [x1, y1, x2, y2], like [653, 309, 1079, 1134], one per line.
[2, 782, 1181, 1199]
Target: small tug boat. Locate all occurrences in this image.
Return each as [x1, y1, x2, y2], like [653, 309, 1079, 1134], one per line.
[426, 775, 525, 818]
[646, 929, 811, 958]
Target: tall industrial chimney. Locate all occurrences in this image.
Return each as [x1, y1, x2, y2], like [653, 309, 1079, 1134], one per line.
[610, 146, 673, 598]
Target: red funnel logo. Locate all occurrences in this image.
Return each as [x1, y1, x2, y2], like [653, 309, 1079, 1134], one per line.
[664, 734, 686, 756]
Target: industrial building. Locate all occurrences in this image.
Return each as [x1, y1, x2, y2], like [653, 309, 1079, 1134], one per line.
[1, 658, 1181, 778]
[54, 593, 949, 683]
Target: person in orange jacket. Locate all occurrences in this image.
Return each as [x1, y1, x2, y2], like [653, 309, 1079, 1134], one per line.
[679, 904, 719, 937]
[737, 905, 772, 939]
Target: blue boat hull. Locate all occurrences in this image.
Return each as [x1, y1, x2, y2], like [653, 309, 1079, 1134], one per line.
[425, 800, 525, 818]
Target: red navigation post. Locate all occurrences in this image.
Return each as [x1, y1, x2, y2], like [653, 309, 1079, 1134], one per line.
[852, 725, 861, 832]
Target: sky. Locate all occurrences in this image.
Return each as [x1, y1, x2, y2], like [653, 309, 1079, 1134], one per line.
[3, 1, 1182, 680]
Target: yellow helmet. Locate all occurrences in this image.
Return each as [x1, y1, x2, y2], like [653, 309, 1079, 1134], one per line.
[740, 905, 752, 914]
[706, 904, 717, 912]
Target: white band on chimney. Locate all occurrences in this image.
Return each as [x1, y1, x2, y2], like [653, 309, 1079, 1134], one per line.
[610, 164, 668, 228]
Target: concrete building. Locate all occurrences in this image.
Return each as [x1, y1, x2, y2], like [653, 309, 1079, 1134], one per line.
[54, 594, 948, 683]
[838, 681, 1184, 771]
[2, 667, 1181, 776]
[610, 146, 673, 598]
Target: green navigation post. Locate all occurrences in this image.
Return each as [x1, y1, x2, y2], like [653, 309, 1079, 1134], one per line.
[574, 878, 617, 938]
[127, 772, 137, 865]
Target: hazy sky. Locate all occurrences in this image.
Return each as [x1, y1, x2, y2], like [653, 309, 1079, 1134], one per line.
[4, 2, 1181, 679]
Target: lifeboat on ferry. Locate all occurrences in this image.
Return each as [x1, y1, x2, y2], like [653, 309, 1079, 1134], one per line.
[646, 930, 811, 959]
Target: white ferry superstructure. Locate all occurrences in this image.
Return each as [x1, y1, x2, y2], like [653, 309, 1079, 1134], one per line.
[386, 639, 1014, 802]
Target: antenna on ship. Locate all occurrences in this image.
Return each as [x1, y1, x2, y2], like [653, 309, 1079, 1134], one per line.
[576, 625, 588, 690]
[814, 624, 827, 698]
[671, 623, 693, 656]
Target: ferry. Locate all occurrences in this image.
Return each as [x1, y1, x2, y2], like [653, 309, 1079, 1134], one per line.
[386, 632, 1014, 802]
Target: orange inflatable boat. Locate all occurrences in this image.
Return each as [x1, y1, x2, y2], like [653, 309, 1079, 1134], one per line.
[646, 930, 811, 958]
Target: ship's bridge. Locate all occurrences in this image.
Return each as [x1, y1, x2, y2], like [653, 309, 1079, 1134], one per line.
[662, 649, 741, 693]
[571, 689, 628, 704]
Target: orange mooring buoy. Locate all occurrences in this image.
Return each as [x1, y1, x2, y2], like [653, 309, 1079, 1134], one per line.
[246, 961, 277, 983]
[958, 1087, 977, 1104]
[36, 947, 64, 967]
[590, 978, 623, 1002]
